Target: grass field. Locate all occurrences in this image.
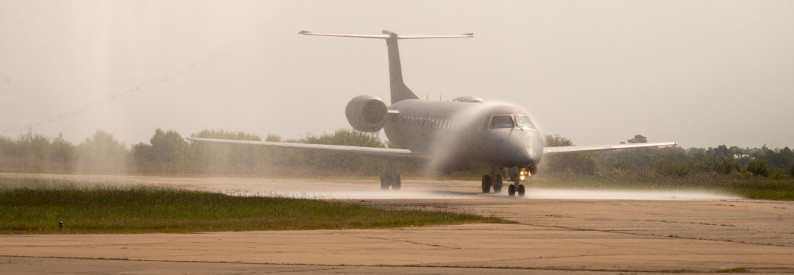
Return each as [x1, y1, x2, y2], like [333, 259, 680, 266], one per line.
[2, 173, 791, 235]
[0, 178, 505, 234]
[531, 174, 794, 201]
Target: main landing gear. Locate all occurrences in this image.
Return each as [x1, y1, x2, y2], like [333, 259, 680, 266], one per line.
[380, 160, 401, 190]
[481, 166, 504, 194]
[480, 174, 503, 193]
[380, 173, 401, 190]
[482, 166, 531, 197]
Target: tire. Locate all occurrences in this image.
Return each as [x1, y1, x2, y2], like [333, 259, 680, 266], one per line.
[517, 184, 526, 197]
[508, 184, 516, 197]
[380, 175, 390, 190]
[481, 175, 492, 193]
[493, 174, 503, 193]
[392, 175, 401, 191]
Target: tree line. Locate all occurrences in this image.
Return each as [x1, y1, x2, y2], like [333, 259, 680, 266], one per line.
[2, 129, 793, 180]
[0, 128, 399, 176]
[541, 134, 794, 180]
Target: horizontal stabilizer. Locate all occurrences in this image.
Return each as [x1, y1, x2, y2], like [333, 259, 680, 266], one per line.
[299, 29, 473, 104]
[298, 30, 473, 40]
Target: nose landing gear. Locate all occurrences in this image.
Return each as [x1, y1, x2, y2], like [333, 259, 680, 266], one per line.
[482, 166, 532, 197]
[507, 182, 526, 197]
[506, 168, 531, 197]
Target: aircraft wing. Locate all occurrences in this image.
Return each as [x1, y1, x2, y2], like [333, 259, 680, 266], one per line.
[186, 137, 428, 161]
[543, 142, 677, 156]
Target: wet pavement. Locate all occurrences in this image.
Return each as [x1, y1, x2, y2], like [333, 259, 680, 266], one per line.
[2, 173, 792, 274]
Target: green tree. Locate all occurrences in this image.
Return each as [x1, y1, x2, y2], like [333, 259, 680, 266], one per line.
[540, 134, 596, 176]
[746, 159, 770, 177]
[77, 130, 129, 173]
[0, 136, 11, 153]
[304, 129, 385, 148]
[714, 145, 731, 159]
[150, 129, 189, 163]
[190, 129, 269, 175]
[759, 147, 794, 170]
[17, 129, 50, 161]
[789, 164, 794, 178]
[0, 130, 51, 172]
[652, 147, 691, 177]
[301, 129, 387, 173]
[132, 129, 190, 173]
[50, 133, 76, 171]
[265, 134, 281, 142]
[544, 153, 596, 176]
[627, 134, 647, 144]
[544, 134, 573, 147]
[192, 129, 261, 141]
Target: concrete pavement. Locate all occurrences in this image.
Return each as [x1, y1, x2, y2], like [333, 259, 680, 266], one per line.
[2, 174, 793, 274]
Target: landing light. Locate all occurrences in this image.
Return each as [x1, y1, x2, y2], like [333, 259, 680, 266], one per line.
[518, 170, 528, 181]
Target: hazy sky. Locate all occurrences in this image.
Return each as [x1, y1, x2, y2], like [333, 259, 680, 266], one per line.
[1, 0, 792, 149]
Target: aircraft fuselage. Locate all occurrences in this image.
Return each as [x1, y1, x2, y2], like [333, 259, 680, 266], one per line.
[384, 99, 544, 172]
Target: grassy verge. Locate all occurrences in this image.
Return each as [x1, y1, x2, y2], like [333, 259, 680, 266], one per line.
[531, 174, 794, 201]
[0, 178, 504, 234]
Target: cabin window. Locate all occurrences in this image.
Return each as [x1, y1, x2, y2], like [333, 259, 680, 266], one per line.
[514, 115, 536, 130]
[489, 115, 514, 129]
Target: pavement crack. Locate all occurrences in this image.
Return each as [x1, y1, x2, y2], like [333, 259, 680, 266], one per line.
[334, 232, 460, 249]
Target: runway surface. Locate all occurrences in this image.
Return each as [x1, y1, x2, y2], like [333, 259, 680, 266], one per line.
[2, 173, 793, 274]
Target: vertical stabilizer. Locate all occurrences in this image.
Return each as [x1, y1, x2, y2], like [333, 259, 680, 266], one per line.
[382, 30, 416, 104]
[299, 30, 473, 104]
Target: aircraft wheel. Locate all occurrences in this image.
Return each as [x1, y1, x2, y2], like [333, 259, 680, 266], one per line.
[517, 184, 526, 197]
[392, 175, 401, 191]
[493, 174, 503, 193]
[481, 175, 492, 193]
[508, 184, 516, 197]
[380, 175, 390, 190]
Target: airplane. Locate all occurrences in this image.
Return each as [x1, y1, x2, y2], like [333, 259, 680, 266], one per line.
[188, 30, 676, 197]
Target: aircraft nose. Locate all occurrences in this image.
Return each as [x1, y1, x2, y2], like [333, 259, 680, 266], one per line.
[495, 129, 543, 166]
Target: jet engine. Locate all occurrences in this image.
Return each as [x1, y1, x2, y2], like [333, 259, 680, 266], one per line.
[345, 95, 388, 132]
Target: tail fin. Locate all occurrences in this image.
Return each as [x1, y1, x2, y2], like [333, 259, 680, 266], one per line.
[299, 30, 473, 104]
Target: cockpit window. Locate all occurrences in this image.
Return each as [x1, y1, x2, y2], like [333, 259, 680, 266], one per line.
[514, 115, 536, 130]
[489, 115, 514, 129]
[489, 115, 536, 130]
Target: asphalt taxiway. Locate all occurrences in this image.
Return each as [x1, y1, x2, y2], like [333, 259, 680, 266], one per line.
[1, 173, 793, 274]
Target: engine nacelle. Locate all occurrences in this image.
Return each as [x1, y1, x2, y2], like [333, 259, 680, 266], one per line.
[345, 95, 388, 132]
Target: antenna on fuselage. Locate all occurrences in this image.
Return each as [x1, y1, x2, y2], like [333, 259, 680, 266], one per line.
[299, 30, 473, 104]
